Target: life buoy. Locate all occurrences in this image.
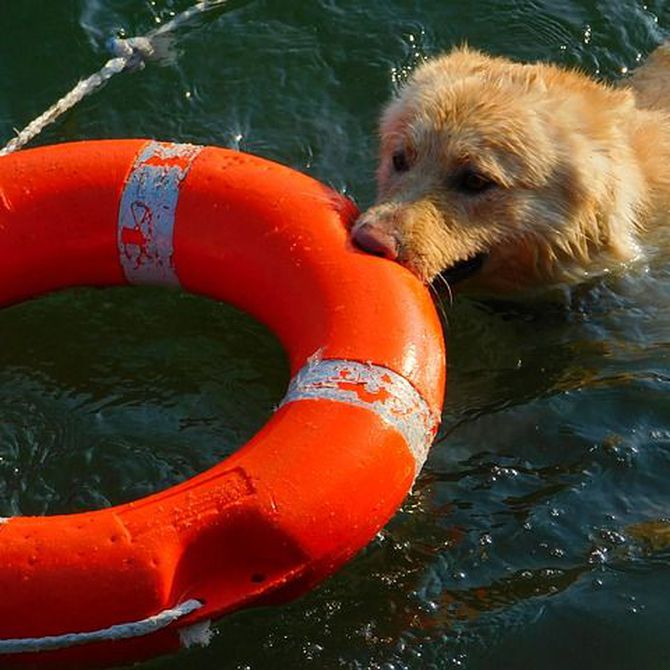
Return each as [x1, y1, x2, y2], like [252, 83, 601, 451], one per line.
[0, 140, 445, 667]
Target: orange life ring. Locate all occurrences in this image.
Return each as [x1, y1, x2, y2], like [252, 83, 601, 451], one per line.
[0, 140, 445, 667]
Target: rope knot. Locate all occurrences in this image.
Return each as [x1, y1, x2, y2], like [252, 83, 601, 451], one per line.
[109, 37, 155, 72]
[1, 0, 230, 157]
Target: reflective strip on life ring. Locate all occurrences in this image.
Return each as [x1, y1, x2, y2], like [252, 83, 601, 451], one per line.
[281, 358, 436, 472]
[0, 140, 445, 668]
[117, 141, 202, 285]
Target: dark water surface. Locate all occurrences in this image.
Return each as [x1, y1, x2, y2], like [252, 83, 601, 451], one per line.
[2, 1, 670, 668]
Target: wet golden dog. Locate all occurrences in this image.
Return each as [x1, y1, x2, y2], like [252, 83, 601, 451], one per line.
[352, 44, 670, 293]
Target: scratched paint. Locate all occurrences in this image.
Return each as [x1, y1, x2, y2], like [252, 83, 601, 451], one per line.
[117, 141, 202, 285]
[280, 358, 438, 475]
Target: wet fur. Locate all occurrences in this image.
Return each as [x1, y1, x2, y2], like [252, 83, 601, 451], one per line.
[353, 44, 670, 292]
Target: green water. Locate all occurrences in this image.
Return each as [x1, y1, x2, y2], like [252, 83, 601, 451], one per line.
[2, 1, 670, 668]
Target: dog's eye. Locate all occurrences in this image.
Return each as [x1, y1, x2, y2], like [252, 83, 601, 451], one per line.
[392, 150, 410, 173]
[455, 169, 496, 194]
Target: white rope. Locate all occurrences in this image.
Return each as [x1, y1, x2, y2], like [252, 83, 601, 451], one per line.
[0, 51, 138, 158]
[0, 599, 203, 654]
[0, 1, 231, 157]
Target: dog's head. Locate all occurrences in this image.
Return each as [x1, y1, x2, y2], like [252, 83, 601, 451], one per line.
[353, 47, 644, 292]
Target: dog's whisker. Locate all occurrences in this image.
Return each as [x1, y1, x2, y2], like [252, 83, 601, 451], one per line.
[428, 281, 451, 333]
[434, 272, 454, 308]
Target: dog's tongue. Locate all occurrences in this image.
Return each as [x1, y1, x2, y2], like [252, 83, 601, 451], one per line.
[439, 252, 487, 284]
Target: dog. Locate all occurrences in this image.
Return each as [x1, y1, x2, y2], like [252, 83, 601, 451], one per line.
[352, 44, 670, 293]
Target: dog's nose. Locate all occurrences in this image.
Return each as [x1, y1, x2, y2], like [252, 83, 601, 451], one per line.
[352, 223, 399, 260]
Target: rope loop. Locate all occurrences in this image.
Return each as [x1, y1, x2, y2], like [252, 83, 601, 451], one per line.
[109, 37, 156, 72]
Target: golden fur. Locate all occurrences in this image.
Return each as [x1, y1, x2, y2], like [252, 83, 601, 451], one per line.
[352, 44, 670, 292]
